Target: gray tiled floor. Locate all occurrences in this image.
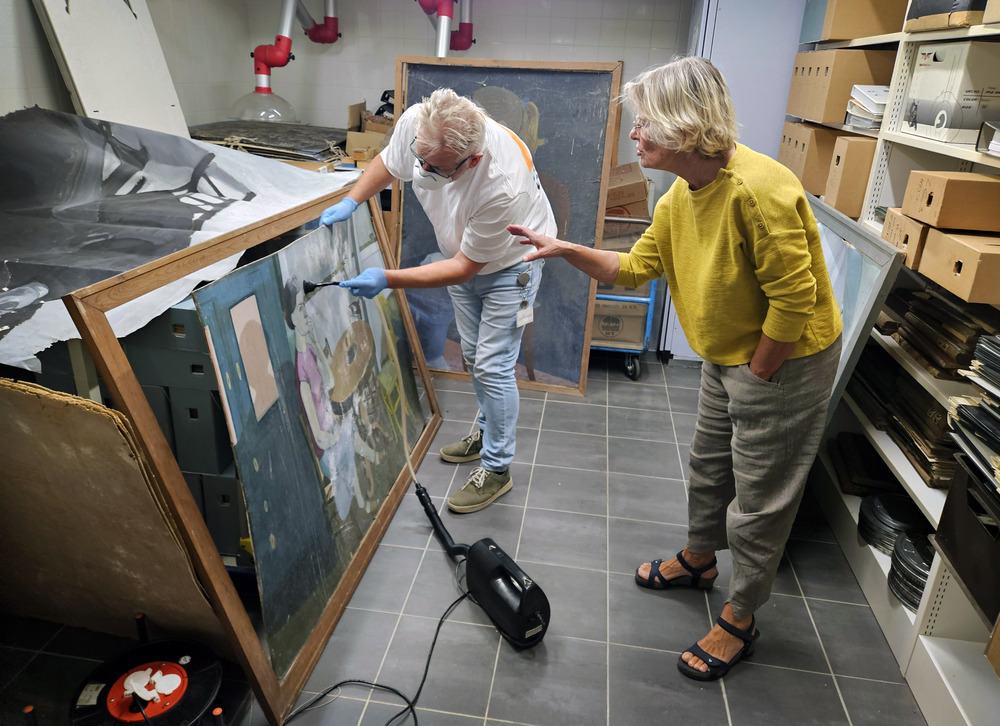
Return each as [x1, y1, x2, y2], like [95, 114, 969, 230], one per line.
[267, 353, 926, 725]
[0, 354, 928, 725]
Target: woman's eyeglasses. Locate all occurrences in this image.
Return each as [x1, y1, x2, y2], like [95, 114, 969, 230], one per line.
[410, 137, 472, 178]
[632, 119, 649, 134]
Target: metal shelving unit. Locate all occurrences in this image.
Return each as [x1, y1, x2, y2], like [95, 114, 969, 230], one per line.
[797, 11, 1000, 723]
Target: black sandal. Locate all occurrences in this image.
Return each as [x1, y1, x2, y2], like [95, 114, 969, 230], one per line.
[634, 550, 718, 590]
[677, 614, 759, 681]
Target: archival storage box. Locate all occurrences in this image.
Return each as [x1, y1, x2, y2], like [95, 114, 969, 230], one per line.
[786, 49, 894, 124]
[881, 208, 929, 270]
[918, 227, 1000, 304]
[824, 135, 877, 218]
[777, 121, 848, 195]
[169, 386, 233, 475]
[901, 40, 1000, 145]
[901, 170, 1000, 232]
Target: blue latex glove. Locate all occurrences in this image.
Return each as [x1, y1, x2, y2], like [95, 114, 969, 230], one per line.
[320, 197, 358, 226]
[339, 268, 387, 299]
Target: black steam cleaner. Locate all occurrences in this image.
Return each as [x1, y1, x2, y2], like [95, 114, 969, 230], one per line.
[305, 276, 550, 647]
[414, 483, 550, 649]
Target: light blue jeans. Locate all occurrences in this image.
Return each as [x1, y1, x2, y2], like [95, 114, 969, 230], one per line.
[448, 259, 543, 473]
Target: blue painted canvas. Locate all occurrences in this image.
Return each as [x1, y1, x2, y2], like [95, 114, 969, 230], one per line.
[192, 206, 428, 678]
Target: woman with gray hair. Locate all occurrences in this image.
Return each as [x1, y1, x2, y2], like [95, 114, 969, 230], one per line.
[511, 56, 842, 681]
[324, 87, 556, 514]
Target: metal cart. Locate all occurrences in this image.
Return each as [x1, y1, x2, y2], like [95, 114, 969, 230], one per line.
[590, 216, 658, 380]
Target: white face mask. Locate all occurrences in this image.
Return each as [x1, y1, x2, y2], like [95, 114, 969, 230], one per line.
[411, 159, 453, 191]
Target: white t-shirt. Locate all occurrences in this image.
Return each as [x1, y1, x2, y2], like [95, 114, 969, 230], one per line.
[380, 104, 557, 275]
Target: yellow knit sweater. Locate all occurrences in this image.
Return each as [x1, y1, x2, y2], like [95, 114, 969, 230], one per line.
[615, 143, 843, 365]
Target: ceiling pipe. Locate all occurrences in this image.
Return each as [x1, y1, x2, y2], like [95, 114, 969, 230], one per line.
[450, 0, 474, 51]
[252, 0, 341, 93]
[234, 1, 341, 122]
[416, 0, 455, 57]
[251, 0, 298, 94]
[299, 0, 341, 44]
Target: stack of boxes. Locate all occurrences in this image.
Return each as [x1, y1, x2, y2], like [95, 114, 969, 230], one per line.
[121, 297, 250, 567]
[779, 47, 894, 216]
[882, 170, 1000, 304]
[591, 162, 653, 350]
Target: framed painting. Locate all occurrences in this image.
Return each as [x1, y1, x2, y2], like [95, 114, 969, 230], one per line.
[63, 197, 441, 725]
[392, 57, 623, 394]
[190, 207, 430, 679]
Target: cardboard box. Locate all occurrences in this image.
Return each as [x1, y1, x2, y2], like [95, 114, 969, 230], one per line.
[596, 278, 652, 300]
[901, 41, 1000, 145]
[786, 49, 895, 124]
[346, 130, 385, 161]
[901, 170, 1000, 232]
[987, 0, 1000, 23]
[347, 100, 367, 131]
[882, 208, 930, 269]
[824, 135, 877, 217]
[362, 112, 393, 134]
[590, 299, 648, 350]
[596, 231, 652, 297]
[280, 159, 338, 173]
[904, 0, 987, 32]
[988, 618, 1000, 680]
[777, 121, 849, 195]
[605, 199, 651, 220]
[819, 0, 909, 41]
[918, 227, 1000, 303]
[606, 162, 648, 206]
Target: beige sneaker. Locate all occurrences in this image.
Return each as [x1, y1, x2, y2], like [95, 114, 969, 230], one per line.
[447, 466, 512, 513]
[439, 428, 483, 463]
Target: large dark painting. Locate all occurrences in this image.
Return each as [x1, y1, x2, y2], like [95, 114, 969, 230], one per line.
[395, 58, 622, 392]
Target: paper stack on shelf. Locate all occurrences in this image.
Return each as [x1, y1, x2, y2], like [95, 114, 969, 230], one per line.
[951, 335, 1000, 490]
[845, 84, 889, 129]
[879, 287, 1000, 381]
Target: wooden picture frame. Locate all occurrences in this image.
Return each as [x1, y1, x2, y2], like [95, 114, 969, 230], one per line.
[62, 193, 442, 725]
[390, 56, 624, 395]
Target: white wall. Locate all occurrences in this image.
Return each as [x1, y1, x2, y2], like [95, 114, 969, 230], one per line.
[2, 0, 692, 197]
[0, 0, 73, 114]
[699, 0, 807, 160]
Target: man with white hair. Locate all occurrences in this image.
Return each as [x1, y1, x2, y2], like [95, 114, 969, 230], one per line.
[322, 88, 556, 513]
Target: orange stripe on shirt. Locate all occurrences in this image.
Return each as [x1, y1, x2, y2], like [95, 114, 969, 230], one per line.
[499, 124, 533, 172]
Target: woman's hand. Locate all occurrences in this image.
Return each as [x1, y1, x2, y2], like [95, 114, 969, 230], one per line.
[508, 224, 566, 262]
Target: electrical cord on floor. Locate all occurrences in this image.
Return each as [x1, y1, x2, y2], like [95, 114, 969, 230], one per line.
[287, 286, 466, 725]
[284, 590, 468, 726]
